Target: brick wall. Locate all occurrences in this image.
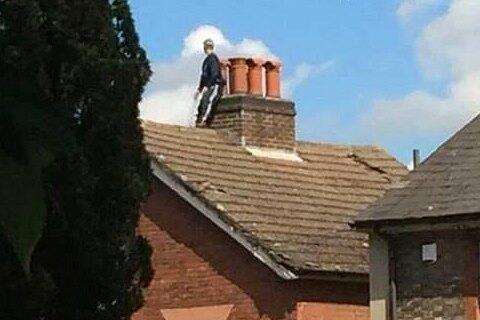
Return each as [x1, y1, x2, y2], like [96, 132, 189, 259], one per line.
[209, 95, 296, 150]
[133, 181, 369, 320]
[392, 233, 479, 320]
[297, 303, 369, 320]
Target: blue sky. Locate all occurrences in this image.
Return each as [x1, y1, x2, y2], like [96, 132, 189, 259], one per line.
[129, 0, 480, 166]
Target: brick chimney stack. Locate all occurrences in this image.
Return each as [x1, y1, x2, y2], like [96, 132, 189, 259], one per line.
[207, 57, 296, 151]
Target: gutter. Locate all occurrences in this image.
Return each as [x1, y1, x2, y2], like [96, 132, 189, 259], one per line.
[351, 213, 480, 235]
[296, 270, 369, 283]
[149, 160, 298, 280]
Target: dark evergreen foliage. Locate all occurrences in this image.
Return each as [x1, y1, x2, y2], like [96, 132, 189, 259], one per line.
[0, 0, 153, 319]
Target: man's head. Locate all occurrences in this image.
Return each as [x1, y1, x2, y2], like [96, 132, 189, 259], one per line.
[203, 39, 214, 54]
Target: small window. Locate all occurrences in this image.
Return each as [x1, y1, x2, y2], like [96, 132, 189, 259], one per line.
[422, 242, 437, 262]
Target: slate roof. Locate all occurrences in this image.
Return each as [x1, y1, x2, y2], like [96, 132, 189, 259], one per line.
[355, 113, 480, 226]
[143, 121, 408, 275]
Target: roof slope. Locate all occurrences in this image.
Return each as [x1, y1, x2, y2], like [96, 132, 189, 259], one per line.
[355, 113, 480, 225]
[143, 121, 407, 274]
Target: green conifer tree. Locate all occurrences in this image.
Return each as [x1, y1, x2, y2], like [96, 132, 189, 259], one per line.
[0, 1, 153, 318]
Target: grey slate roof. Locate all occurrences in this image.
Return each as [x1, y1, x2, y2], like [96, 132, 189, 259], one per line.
[354, 113, 480, 226]
[143, 121, 408, 274]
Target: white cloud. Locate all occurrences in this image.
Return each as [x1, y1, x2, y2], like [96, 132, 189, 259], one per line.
[397, 0, 440, 20]
[140, 25, 324, 125]
[181, 25, 230, 57]
[141, 85, 197, 125]
[140, 25, 278, 125]
[364, 0, 480, 145]
[282, 61, 334, 98]
[418, 0, 480, 80]
[180, 25, 276, 59]
[363, 91, 474, 140]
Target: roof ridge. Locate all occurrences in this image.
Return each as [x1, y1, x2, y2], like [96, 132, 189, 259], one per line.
[141, 119, 218, 134]
[417, 113, 480, 167]
[298, 140, 384, 150]
[142, 120, 394, 152]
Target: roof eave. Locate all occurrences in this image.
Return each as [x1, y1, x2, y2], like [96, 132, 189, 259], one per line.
[353, 213, 480, 235]
[149, 159, 299, 280]
[295, 270, 369, 283]
[348, 218, 376, 232]
[378, 214, 480, 234]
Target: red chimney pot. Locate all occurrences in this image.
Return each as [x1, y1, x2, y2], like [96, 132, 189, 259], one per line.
[264, 60, 281, 98]
[228, 58, 248, 94]
[246, 58, 264, 96]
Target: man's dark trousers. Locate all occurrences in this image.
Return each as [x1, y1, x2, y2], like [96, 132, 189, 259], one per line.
[196, 84, 223, 125]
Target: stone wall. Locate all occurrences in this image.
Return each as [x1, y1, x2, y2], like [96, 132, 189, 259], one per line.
[392, 233, 478, 320]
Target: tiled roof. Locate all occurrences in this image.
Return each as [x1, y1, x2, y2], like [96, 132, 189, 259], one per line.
[143, 121, 408, 275]
[355, 113, 480, 225]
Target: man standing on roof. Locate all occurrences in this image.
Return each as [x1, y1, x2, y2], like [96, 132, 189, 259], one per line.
[194, 39, 226, 126]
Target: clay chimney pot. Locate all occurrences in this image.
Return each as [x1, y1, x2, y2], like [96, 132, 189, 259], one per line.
[246, 58, 264, 96]
[228, 58, 248, 94]
[264, 60, 282, 98]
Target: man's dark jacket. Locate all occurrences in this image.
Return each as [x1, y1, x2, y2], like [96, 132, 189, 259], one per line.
[198, 53, 225, 90]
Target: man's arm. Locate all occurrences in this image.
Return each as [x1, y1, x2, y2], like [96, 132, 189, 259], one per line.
[209, 55, 221, 85]
[197, 57, 210, 92]
[198, 72, 207, 92]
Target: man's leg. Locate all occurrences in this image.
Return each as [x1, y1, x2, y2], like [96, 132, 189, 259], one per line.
[202, 84, 221, 122]
[205, 84, 223, 125]
[196, 87, 212, 125]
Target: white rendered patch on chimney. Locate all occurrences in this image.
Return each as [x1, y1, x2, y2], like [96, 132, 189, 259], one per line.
[244, 146, 303, 162]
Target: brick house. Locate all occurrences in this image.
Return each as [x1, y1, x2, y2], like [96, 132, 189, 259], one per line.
[133, 57, 408, 320]
[353, 114, 480, 320]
